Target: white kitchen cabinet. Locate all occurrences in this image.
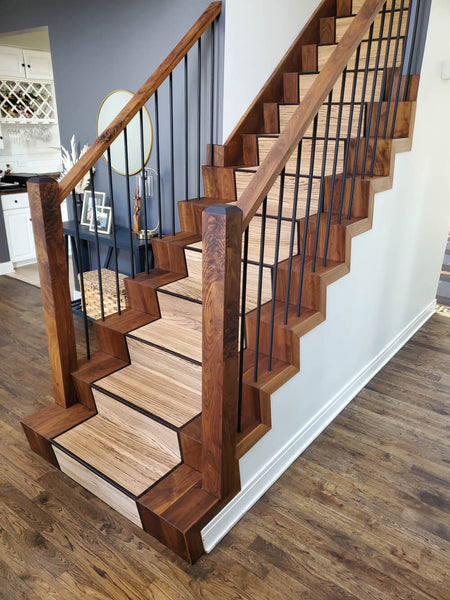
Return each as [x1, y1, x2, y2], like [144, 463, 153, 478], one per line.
[22, 50, 53, 80]
[0, 46, 53, 80]
[0, 46, 25, 78]
[1, 193, 36, 265]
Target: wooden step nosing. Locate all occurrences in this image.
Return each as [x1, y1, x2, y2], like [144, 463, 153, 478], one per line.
[90, 382, 188, 433]
[51, 438, 143, 501]
[88, 361, 130, 387]
[126, 333, 202, 367]
[136, 460, 188, 501]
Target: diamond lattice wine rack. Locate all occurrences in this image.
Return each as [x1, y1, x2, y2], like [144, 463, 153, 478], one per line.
[0, 80, 57, 123]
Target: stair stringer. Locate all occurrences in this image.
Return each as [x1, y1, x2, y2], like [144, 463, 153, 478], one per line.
[200, 118, 419, 552]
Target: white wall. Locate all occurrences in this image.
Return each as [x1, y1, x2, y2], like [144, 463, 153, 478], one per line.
[221, 0, 321, 140]
[203, 0, 450, 550]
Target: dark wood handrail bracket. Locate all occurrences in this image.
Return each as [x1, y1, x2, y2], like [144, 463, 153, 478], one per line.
[58, 1, 221, 202]
[236, 0, 385, 230]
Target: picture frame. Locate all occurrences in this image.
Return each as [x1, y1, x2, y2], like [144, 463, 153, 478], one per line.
[89, 206, 112, 235]
[80, 191, 106, 226]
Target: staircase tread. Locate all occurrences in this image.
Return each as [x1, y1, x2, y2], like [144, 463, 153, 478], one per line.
[156, 231, 201, 247]
[95, 362, 202, 429]
[54, 392, 181, 497]
[72, 352, 128, 384]
[95, 308, 157, 333]
[127, 268, 185, 289]
[21, 402, 95, 440]
[159, 275, 203, 303]
[139, 464, 202, 513]
[159, 485, 218, 532]
[130, 316, 202, 364]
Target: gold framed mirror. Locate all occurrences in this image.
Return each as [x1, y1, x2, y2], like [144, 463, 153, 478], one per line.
[96, 89, 153, 176]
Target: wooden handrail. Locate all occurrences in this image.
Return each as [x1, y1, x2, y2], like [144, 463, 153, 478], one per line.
[236, 0, 385, 230]
[58, 1, 221, 203]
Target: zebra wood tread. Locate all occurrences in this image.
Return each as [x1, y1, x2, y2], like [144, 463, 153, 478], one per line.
[95, 362, 202, 429]
[159, 274, 203, 303]
[54, 391, 181, 497]
[130, 313, 202, 364]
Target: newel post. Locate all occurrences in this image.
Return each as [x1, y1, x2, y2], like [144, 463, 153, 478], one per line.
[202, 204, 242, 499]
[27, 177, 78, 407]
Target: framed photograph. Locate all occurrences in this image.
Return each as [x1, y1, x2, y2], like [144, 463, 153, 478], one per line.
[89, 206, 112, 235]
[80, 191, 106, 226]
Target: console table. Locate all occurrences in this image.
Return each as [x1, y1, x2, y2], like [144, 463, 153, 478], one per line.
[63, 220, 154, 278]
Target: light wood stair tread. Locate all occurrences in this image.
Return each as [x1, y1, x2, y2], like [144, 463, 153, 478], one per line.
[96, 362, 202, 428]
[159, 275, 203, 303]
[54, 392, 181, 497]
[131, 317, 202, 364]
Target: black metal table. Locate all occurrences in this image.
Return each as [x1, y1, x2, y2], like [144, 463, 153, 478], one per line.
[63, 220, 153, 277]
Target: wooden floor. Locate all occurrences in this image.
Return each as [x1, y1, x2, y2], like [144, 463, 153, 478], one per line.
[1, 275, 449, 600]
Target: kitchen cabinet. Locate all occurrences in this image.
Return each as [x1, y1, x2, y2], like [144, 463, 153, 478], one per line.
[0, 46, 53, 80]
[1, 193, 36, 265]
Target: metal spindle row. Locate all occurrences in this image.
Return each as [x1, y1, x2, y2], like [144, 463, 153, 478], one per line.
[66, 18, 218, 360]
[237, 0, 422, 429]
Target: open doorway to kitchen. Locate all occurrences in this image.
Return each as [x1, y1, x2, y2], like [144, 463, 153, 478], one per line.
[0, 26, 63, 287]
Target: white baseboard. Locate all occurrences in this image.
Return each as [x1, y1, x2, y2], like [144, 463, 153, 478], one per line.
[201, 300, 436, 552]
[0, 261, 14, 275]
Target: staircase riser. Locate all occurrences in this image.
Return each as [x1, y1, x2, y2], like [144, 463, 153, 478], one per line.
[258, 137, 346, 179]
[300, 219, 347, 262]
[318, 38, 404, 71]
[298, 70, 384, 105]
[275, 269, 322, 311]
[347, 138, 392, 176]
[366, 101, 413, 139]
[336, 10, 407, 43]
[152, 237, 188, 275]
[323, 176, 370, 218]
[246, 317, 295, 365]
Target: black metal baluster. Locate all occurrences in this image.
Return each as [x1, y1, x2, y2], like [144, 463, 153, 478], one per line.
[184, 55, 189, 201]
[337, 44, 362, 223]
[139, 109, 149, 273]
[154, 90, 162, 239]
[297, 115, 318, 317]
[370, 0, 398, 177]
[106, 147, 121, 315]
[348, 22, 375, 220]
[253, 197, 267, 382]
[390, 0, 411, 138]
[169, 72, 175, 235]
[209, 21, 215, 166]
[284, 139, 303, 325]
[71, 190, 90, 359]
[323, 68, 348, 266]
[123, 127, 135, 277]
[361, 2, 388, 180]
[268, 168, 286, 372]
[197, 37, 202, 199]
[382, 0, 406, 139]
[402, 0, 420, 102]
[312, 91, 333, 272]
[90, 170, 105, 321]
[238, 225, 249, 433]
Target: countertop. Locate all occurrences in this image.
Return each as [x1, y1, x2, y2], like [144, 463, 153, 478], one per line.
[0, 186, 27, 195]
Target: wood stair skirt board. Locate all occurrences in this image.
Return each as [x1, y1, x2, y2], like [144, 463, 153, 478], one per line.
[21, 0, 420, 563]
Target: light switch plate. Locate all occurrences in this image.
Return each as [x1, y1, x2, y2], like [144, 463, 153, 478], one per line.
[441, 60, 450, 80]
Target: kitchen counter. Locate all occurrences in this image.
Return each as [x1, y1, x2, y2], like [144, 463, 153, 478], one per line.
[0, 186, 27, 195]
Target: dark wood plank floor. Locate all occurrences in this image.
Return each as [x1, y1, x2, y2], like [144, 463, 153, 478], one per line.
[1, 275, 449, 600]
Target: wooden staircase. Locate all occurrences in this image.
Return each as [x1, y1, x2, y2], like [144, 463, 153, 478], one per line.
[22, 0, 420, 563]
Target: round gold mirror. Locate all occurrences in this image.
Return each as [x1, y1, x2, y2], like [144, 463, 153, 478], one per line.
[97, 89, 153, 176]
